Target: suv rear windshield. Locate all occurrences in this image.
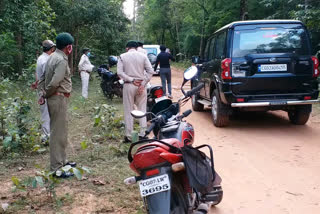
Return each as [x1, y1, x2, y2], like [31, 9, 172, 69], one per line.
[232, 26, 310, 57]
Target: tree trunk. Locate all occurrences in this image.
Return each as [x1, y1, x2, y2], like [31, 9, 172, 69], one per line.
[15, 32, 23, 74]
[132, 0, 136, 39]
[74, 28, 79, 74]
[240, 0, 248, 20]
[175, 21, 181, 55]
[199, 0, 205, 57]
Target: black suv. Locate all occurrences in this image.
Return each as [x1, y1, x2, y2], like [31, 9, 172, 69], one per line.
[192, 20, 319, 127]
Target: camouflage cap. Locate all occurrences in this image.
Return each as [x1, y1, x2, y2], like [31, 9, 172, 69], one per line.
[56, 32, 74, 49]
[42, 40, 56, 49]
[126, 40, 138, 48]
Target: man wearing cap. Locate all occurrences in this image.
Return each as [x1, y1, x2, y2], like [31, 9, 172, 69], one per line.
[33, 40, 56, 142]
[78, 48, 94, 98]
[137, 41, 148, 55]
[117, 41, 154, 143]
[39, 32, 75, 177]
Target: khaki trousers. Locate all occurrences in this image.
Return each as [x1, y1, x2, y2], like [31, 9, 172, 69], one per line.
[47, 95, 68, 171]
[123, 83, 147, 138]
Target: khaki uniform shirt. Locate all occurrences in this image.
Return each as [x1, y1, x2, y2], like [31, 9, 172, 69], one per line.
[43, 49, 72, 98]
[117, 49, 154, 86]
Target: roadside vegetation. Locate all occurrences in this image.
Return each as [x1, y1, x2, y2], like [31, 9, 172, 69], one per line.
[0, 75, 144, 213]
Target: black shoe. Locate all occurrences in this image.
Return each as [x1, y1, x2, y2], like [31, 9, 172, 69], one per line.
[123, 136, 131, 143]
[64, 161, 77, 167]
[54, 170, 74, 179]
[139, 136, 149, 141]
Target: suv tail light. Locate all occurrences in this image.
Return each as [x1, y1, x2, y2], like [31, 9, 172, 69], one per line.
[221, 58, 232, 80]
[311, 56, 319, 78]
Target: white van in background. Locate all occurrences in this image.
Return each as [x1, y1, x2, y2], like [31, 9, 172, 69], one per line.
[144, 45, 161, 74]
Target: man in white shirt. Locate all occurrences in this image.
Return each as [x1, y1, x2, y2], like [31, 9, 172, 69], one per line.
[34, 40, 56, 142]
[117, 41, 154, 143]
[78, 48, 94, 98]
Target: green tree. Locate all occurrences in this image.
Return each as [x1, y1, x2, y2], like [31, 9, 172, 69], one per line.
[0, 0, 56, 78]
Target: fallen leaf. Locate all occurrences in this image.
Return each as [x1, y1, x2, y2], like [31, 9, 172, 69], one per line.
[93, 179, 106, 185]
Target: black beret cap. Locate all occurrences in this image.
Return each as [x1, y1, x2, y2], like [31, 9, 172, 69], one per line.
[126, 40, 138, 48]
[56, 32, 74, 49]
[137, 41, 144, 47]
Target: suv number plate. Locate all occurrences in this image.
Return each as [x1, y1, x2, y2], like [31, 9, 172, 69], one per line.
[258, 64, 287, 72]
[139, 174, 171, 197]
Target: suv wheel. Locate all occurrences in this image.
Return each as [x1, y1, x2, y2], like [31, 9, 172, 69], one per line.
[192, 93, 204, 111]
[211, 89, 229, 127]
[288, 105, 311, 125]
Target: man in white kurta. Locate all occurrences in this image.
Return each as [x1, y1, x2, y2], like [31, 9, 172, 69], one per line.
[78, 48, 94, 98]
[35, 40, 56, 141]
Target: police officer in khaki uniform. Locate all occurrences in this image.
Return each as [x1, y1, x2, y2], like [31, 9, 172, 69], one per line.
[39, 32, 75, 176]
[117, 41, 154, 143]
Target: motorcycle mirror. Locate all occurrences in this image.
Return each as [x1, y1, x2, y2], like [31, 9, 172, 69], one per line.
[183, 66, 198, 80]
[131, 110, 146, 118]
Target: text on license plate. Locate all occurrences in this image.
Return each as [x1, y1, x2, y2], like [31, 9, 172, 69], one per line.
[139, 174, 171, 197]
[258, 64, 287, 72]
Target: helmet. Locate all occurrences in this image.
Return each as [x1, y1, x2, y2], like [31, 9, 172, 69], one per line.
[108, 56, 118, 67]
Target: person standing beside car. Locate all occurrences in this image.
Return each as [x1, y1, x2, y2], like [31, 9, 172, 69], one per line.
[117, 41, 154, 143]
[33, 40, 56, 143]
[78, 48, 94, 99]
[154, 45, 174, 99]
[39, 32, 75, 177]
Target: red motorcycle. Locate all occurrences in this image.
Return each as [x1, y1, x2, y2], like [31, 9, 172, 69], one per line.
[124, 66, 223, 214]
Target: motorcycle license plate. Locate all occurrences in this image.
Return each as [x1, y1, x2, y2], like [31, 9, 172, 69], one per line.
[155, 96, 167, 103]
[139, 174, 171, 197]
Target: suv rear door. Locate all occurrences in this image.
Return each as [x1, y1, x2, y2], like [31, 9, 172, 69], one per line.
[231, 23, 313, 97]
[200, 37, 214, 98]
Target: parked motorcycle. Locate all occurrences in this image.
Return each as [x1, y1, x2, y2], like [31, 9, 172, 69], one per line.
[146, 83, 164, 120]
[146, 52, 164, 116]
[124, 66, 223, 214]
[97, 56, 123, 100]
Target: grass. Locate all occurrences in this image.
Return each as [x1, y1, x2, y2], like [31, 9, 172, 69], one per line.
[0, 73, 145, 213]
[172, 60, 192, 70]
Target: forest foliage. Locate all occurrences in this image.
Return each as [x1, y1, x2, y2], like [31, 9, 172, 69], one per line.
[0, 0, 129, 79]
[132, 0, 320, 58]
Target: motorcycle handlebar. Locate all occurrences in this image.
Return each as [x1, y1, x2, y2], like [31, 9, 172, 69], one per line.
[185, 83, 204, 98]
[145, 121, 156, 136]
[182, 109, 192, 118]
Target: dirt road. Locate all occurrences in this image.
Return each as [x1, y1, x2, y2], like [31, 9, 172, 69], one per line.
[151, 67, 320, 214]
